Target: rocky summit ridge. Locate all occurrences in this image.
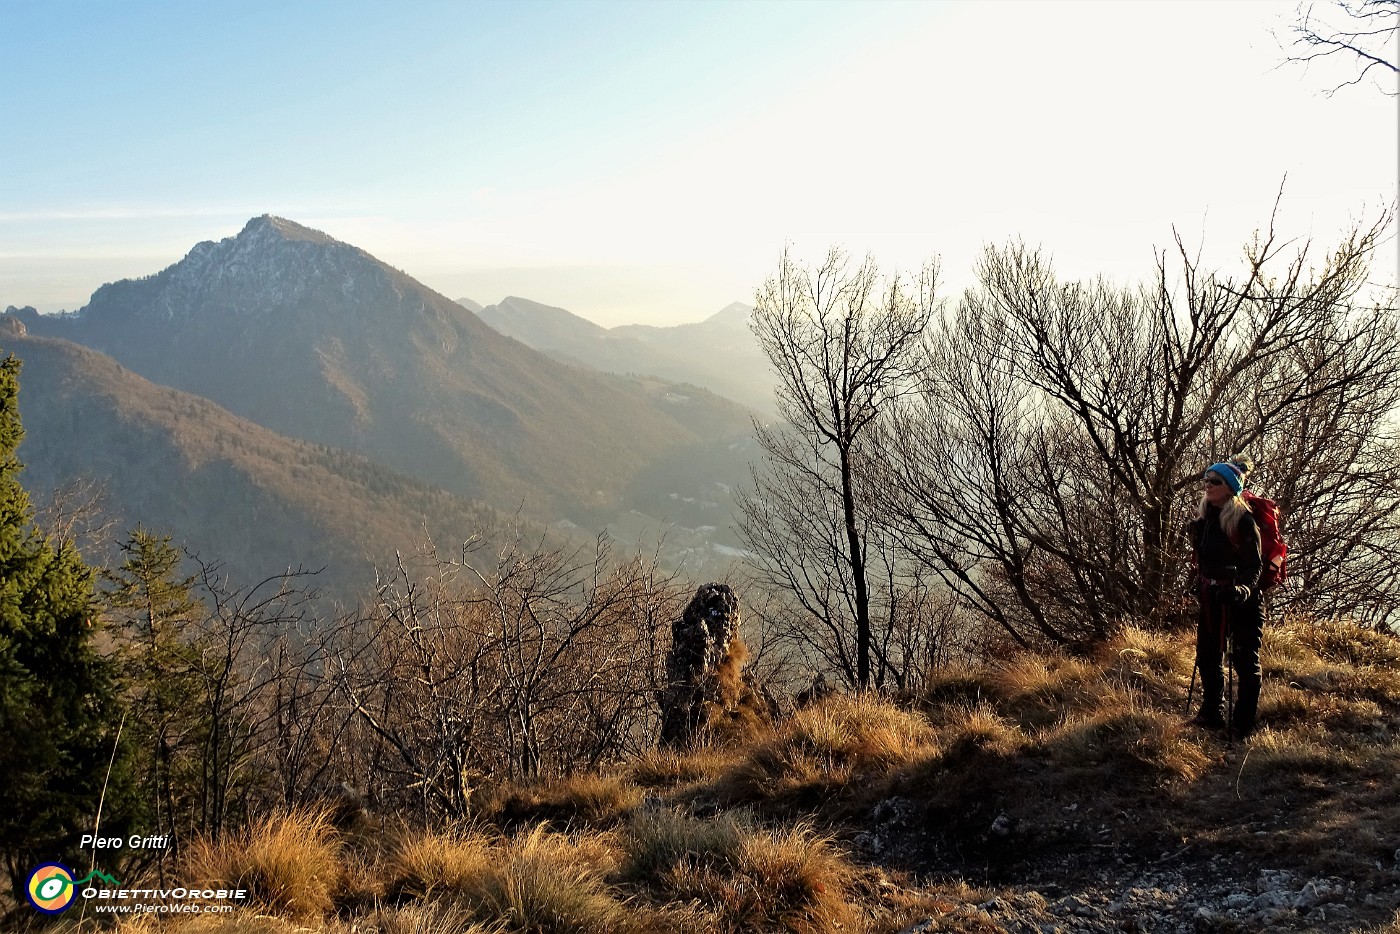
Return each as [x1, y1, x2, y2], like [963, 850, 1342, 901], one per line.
[78, 214, 424, 328]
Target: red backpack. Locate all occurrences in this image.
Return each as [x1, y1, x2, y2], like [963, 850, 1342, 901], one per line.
[1242, 491, 1287, 590]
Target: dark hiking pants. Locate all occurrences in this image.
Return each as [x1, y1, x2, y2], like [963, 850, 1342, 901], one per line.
[1196, 593, 1263, 734]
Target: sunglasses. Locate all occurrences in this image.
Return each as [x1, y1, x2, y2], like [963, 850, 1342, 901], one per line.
[1202, 476, 1224, 487]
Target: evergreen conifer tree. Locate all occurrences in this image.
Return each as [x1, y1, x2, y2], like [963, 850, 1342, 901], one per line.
[0, 354, 133, 894]
[103, 528, 205, 846]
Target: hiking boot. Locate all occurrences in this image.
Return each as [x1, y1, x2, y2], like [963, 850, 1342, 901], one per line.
[1189, 709, 1226, 730]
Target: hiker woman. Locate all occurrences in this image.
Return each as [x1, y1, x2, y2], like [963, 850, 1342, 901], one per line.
[1188, 462, 1263, 738]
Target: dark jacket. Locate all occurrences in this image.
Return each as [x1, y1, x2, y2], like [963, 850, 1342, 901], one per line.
[1190, 503, 1262, 592]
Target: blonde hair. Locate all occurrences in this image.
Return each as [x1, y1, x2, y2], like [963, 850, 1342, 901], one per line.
[1199, 490, 1251, 539]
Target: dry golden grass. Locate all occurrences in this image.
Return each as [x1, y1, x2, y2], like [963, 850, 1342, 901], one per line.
[112, 915, 311, 934]
[1266, 618, 1400, 704]
[882, 704, 1030, 848]
[624, 810, 857, 934]
[925, 646, 1159, 727]
[720, 823, 857, 934]
[620, 808, 747, 882]
[859, 878, 1006, 934]
[981, 654, 1104, 728]
[1041, 705, 1211, 782]
[1257, 680, 1326, 728]
[488, 771, 646, 829]
[1234, 726, 1367, 779]
[1260, 633, 1400, 734]
[464, 826, 631, 934]
[386, 830, 498, 901]
[352, 903, 507, 934]
[111, 904, 507, 934]
[718, 692, 935, 804]
[1292, 617, 1400, 668]
[77, 615, 1400, 934]
[918, 666, 991, 716]
[699, 635, 778, 749]
[387, 825, 632, 934]
[1103, 624, 1187, 674]
[934, 703, 1023, 761]
[1096, 625, 1193, 705]
[178, 808, 341, 922]
[627, 746, 739, 789]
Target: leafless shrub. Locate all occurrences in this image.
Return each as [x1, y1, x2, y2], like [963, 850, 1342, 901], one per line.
[880, 206, 1400, 646]
[331, 526, 687, 820]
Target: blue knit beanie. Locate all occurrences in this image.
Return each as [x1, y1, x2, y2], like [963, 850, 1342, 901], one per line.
[1206, 462, 1243, 496]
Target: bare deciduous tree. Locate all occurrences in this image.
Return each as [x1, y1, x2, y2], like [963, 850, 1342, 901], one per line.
[739, 249, 938, 689]
[263, 622, 355, 812]
[33, 476, 116, 559]
[191, 560, 322, 840]
[1280, 0, 1399, 96]
[457, 531, 680, 780]
[334, 549, 506, 819]
[332, 528, 683, 820]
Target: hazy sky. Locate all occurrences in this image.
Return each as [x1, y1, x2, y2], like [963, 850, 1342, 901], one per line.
[2, 0, 1396, 326]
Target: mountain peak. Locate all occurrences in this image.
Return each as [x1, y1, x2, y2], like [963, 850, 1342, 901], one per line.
[705, 302, 753, 328]
[239, 214, 341, 247]
[70, 214, 410, 333]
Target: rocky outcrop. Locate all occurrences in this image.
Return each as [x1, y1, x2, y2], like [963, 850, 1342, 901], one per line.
[659, 583, 741, 747]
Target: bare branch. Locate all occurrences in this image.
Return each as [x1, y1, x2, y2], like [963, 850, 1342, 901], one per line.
[1281, 0, 1399, 96]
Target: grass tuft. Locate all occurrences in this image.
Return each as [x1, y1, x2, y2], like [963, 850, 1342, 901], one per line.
[620, 808, 747, 882]
[1236, 726, 1367, 779]
[918, 666, 991, 716]
[386, 830, 497, 901]
[1096, 625, 1192, 705]
[624, 811, 857, 934]
[357, 903, 507, 934]
[719, 692, 935, 804]
[490, 772, 646, 830]
[179, 808, 341, 921]
[1292, 618, 1400, 669]
[627, 746, 738, 790]
[112, 915, 310, 934]
[387, 825, 632, 934]
[468, 825, 631, 934]
[937, 703, 1023, 761]
[1043, 706, 1210, 782]
[984, 654, 1103, 728]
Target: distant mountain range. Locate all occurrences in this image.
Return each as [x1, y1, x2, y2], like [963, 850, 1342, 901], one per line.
[2, 316, 499, 598]
[473, 296, 775, 415]
[2, 216, 758, 597]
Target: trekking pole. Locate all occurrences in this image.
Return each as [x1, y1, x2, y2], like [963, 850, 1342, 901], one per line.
[1225, 606, 1235, 744]
[1185, 579, 1200, 715]
[1185, 660, 1198, 715]
[1219, 567, 1236, 742]
[1184, 574, 1203, 715]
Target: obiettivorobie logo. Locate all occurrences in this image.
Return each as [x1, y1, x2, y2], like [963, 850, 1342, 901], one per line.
[26, 863, 247, 916]
[26, 864, 121, 914]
